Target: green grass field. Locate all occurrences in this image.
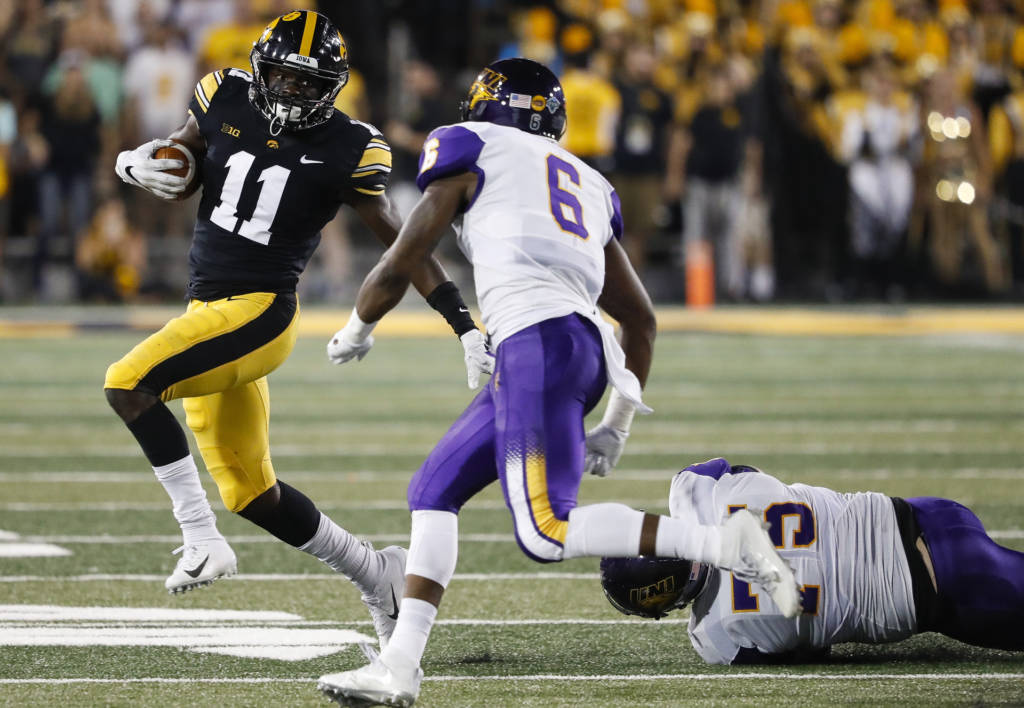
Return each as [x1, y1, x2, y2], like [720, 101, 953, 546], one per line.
[1, 311, 1023, 706]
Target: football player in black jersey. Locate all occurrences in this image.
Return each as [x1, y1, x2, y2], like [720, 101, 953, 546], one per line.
[105, 10, 491, 650]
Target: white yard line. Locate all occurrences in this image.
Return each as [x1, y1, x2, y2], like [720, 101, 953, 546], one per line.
[0, 572, 599, 583]
[4, 531, 1021, 544]
[0, 673, 1021, 685]
[3, 441, 1024, 456]
[2, 468, 1024, 484]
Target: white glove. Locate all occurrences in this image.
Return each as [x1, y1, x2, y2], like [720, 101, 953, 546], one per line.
[327, 308, 376, 364]
[114, 139, 190, 201]
[583, 423, 629, 477]
[460, 329, 494, 389]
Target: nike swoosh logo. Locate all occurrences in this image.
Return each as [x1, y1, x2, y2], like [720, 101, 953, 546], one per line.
[300, 155, 323, 164]
[184, 555, 209, 578]
[387, 586, 399, 621]
[458, 307, 469, 313]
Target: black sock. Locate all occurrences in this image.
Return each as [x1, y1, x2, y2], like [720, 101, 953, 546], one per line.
[242, 480, 321, 547]
[125, 402, 190, 467]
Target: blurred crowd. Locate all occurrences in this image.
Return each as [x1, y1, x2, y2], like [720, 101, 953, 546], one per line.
[2, 0, 1024, 305]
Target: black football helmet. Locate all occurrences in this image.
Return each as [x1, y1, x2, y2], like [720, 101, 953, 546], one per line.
[600, 556, 711, 620]
[249, 10, 349, 135]
[460, 58, 567, 141]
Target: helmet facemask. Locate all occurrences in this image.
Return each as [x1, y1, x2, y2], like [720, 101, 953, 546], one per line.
[249, 50, 347, 135]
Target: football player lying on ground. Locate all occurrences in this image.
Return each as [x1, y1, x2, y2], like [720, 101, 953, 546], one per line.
[104, 10, 491, 648]
[601, 457, 1024, 663]
[316, 57, 800, 707]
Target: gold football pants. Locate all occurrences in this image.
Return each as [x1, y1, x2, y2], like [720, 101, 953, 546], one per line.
[104, 292, 300, 511]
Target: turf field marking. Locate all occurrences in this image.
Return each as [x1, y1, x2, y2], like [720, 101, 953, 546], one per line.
[4, 468, 1024, 484]
[8, 529, 1023, 545]
[0, 605, 301, 621]
[0, 572, 601, 583]
[0, 605, 373, 661]
[1, 673, 1022, 684]
[0, 528, 71, 557]
[0, 543, 72, 557]
[4, 441, 1024, 456]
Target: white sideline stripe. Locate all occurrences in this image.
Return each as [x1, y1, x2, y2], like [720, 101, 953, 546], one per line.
[0, 606, 301, 621]
[0, 674, 1022, 685]
[0, 543, 71, 557]
[0, 572, 599, 583]
[4, 441, 1024, 456]
[8, 531, 1024, 544]
[14, 534, 514, 544]
[3, 468, 1024, 484]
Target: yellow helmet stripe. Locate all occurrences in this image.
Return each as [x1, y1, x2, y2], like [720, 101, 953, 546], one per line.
[299, 11, 318, 58]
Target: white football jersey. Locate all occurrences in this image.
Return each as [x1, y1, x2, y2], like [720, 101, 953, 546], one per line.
[669, 462, 916, 664]
[416, 121, 647, 409]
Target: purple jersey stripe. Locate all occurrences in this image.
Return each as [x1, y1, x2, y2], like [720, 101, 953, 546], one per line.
[610, 189, 623, 240]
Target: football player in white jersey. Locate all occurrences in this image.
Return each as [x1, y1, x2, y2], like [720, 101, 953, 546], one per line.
[601, 457, 1024, 664]
[317, 58, 800, 707]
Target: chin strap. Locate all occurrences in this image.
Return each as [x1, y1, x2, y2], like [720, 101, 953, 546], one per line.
[269, 114, 284, 136]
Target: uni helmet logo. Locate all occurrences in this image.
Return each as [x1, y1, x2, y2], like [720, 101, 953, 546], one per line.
[266, 139, 279, 149]
[281, 11, 302, 20]
[467, 67, 507, 111]
[531, 95, 546, 111]
[337, 31, 347, 61]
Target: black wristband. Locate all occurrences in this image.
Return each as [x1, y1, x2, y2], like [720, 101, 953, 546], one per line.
[426, 281, 476, 337]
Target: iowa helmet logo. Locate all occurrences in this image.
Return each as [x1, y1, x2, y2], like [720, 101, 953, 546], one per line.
[466, 67, 507, 111]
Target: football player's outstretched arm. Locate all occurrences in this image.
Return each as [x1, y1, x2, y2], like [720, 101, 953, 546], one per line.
[583, 239, 657, 477]
[350, 193, 453, 299]
[330, 173, 492, 387]
[355, 172, 476, 322]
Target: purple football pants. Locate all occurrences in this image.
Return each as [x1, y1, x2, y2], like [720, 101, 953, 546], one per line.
[408, 314, 607, 562]
[908, 496, 1024, 651]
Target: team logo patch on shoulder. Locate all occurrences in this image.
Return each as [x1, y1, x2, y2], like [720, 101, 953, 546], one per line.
[266, 139, 279, 149]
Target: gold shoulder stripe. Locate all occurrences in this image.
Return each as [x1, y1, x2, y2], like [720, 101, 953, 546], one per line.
[354, 186, 385, 196]
[357, 147, 393, 169]
[199, 72, 220, 102]
[368, 137, 390, 148]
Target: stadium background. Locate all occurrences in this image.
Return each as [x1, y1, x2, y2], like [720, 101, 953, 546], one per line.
[2, 0, 1024, 305]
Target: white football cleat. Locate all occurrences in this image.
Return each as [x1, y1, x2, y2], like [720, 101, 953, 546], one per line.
[718, 509, 801, 618]
[318, 645, 422, 707]
[164, 539, 237, 594]
[360, 545, 407, 650]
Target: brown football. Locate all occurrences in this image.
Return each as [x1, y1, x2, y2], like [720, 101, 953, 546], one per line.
[152, 144, 190, 178]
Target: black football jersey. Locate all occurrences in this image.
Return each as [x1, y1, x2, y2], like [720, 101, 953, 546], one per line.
[185, 69, 392, 300]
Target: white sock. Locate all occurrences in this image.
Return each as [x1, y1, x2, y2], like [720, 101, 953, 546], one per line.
[381, 510, 458, 668]
[153, 455, 222, 546]
[654, 515, 722, 564]
[563, 503, 645, 558]
[380, 598, 437, 670]
[298, 513, 378, 592]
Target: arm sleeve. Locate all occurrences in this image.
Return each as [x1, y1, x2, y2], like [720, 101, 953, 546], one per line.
[349, 134, 392, 197]
[416, 125, 485, 192]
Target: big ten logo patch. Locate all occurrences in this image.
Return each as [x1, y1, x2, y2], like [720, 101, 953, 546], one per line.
[221, 123, 241, 138]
